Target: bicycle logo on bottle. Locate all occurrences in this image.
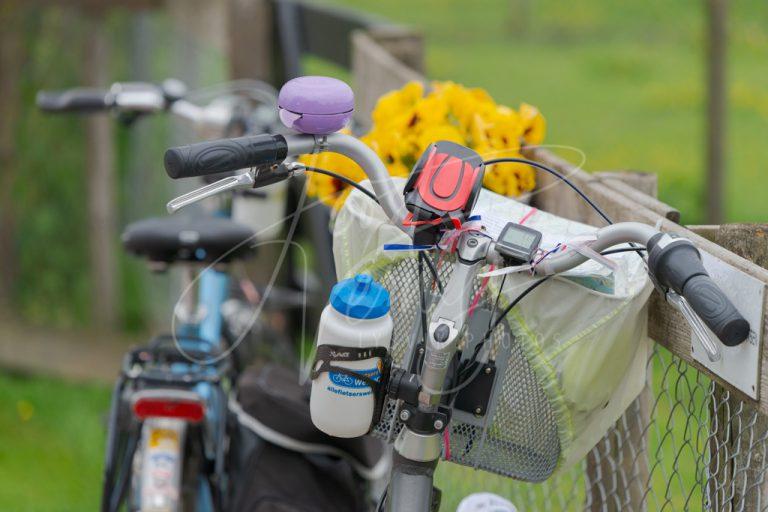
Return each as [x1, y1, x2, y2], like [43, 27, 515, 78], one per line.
[329, 367, 380, 389]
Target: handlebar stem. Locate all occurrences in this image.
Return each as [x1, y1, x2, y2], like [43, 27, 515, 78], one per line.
[419, 232, 492, 404]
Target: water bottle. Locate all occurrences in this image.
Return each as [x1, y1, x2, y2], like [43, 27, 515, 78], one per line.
[310, 274, 393, 438]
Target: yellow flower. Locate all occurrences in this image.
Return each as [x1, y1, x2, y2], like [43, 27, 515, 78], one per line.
[483, 167, 508, 195]
[300, 150, 364, 207]
[303, 81, 544, 209]
[413, 92, 449, 127]
[372, 82, 424, 126]
[417, 124, 465, 154]
[519, 102, 546, 145]
[490, 161, 535, 196]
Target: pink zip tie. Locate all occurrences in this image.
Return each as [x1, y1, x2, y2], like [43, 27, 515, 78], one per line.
[518, 207, 538, 225]
[437, 219, 484, 254]
[443, 427, 452, 459]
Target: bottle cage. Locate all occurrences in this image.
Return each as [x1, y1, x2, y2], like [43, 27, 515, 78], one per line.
[311, 345, 392, 432]
[403, 140, 485, 245]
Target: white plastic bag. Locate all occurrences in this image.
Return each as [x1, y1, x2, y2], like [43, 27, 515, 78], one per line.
[333, 179, 652, 472]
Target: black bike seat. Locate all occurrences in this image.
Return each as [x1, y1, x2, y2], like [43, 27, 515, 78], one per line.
[122, 215, 256, 264]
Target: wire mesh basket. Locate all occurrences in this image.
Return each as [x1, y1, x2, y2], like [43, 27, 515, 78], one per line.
[365, 254, 563, 482]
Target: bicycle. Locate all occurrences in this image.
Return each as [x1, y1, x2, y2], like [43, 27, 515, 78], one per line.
[161, 75, 750, 511]
[37, 79, 305, 512]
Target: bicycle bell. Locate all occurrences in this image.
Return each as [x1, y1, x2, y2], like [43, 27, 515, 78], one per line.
[278, 76, 354, 135]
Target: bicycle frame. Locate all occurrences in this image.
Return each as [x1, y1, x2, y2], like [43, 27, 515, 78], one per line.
[94, 84, 270, 512]
[148, 265, 229, 512]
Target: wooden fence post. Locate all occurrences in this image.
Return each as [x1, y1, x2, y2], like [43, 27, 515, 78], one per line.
[705, 0, 727, 223]
[83, 10, 118, 328]
[351, 28, 425, 129]
[227, 0, 274, 82]
[0, 2, 24, 308]
[693, 224, 768, 511]
[584, 172, 658, 512]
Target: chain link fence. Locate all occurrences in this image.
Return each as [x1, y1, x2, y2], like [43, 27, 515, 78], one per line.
[442, 344, 768, 511]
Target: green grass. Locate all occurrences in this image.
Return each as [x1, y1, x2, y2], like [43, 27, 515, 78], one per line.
[0, 372, 111, 511]
[0, 349, 710, 511]
[315, 0, 768, 224]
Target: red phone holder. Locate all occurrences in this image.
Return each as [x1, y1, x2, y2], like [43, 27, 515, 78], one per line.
[403, 141, 485, 245]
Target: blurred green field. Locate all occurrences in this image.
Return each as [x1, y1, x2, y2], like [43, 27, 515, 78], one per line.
[0, 372, 110, 511]
[325, 0, 767, 224]
[0, 349, 709, 510]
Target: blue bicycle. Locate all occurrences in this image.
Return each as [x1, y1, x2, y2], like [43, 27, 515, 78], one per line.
[38, 80, 299, 511]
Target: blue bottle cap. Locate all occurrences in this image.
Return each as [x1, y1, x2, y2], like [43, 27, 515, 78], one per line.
[330, 274, 390, 319]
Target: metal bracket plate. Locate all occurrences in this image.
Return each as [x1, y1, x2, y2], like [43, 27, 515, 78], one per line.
[691, 250, 766, 399]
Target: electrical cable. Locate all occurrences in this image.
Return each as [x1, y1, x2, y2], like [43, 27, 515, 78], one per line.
[377, 488, 388, 512]
[420, 251, 443, 294]
[469, 246, 650, 371]
[301, 165, 379, 205]
[486, 248, 648, 336]
[482, 157, 648, 260]
[483, 157, 613, 225]
[418, 251, 429, 350]
[485, 276, 551, 337]
[487, 273, 508, 338]
[600, 247, 647, 256]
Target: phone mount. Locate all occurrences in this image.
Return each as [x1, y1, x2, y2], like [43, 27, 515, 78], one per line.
[278, 76, 354, 135]
[403, 141, 485, 245]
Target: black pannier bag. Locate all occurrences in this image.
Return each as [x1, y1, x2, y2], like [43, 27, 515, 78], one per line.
[229, 363, 387, 512]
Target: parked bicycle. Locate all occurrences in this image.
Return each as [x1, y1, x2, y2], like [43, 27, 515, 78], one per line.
[162, 75, 750, 512]
[36, 79, 369, 512]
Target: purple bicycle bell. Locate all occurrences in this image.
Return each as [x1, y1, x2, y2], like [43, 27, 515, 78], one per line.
[278, 76, 354, 135]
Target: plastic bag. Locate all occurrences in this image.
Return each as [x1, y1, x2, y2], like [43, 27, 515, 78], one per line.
[332, 179, 652, 474]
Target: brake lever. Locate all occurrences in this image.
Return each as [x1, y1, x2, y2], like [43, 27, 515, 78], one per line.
[648, 269, 722, 362]
[666, 290, 722, 362]
[166, 163, 301, 213]
[166, 170, 255, 213]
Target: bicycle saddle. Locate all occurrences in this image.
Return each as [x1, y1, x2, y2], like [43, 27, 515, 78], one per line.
[122, 215, 257, 264]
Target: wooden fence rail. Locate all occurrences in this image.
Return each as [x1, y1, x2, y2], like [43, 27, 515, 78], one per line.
[273, 2, 768, 509]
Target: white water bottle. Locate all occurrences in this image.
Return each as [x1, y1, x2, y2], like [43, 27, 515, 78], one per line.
[310, 274, 393, 438]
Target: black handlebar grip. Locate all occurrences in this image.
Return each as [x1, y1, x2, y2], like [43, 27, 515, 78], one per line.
[648, 234, 750, 346]
[36, 88, 111, 112]
[682, 274, 751, 346]
[164, 134, 288, 179]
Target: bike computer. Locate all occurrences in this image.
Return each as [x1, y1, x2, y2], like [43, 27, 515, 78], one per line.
[495, 222, 542, 264]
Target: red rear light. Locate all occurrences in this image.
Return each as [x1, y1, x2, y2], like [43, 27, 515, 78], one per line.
[132, 396, 206, 423]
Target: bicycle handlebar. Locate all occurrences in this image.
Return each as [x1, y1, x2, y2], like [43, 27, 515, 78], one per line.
[530, 223, 749, 346]
[646, 234, 750, 346]
[37, 81, 183, 116]
[36, 88, 112, 113]
[162, 132, 748, 347]
[164, 134, 289, 179]
[164, 133, 411, 231]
